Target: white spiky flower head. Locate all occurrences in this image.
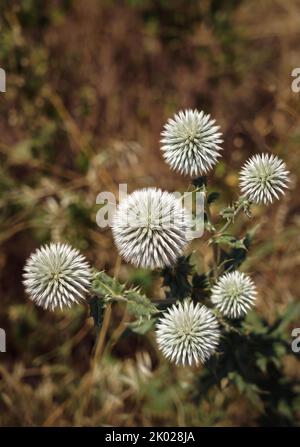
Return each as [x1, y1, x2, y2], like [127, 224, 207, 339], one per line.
[160, 109, 223, 177]
[23, 243, 91, 311]
[239, 153, 290, 205]
[211, 271, 257, 319]
[112, 188, 191, 270]
[156, 300, 220, 366]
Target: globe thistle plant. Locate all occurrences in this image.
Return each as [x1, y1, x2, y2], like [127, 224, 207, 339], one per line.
[156, 300, 220, 366]
[112, 188, 191, 270]
[211, 271, 257, 319]
[160, 109, 223, 177]
[239, 153, 290, 205]
[23, 243, 91, 311]
[21, 106, 292, 378]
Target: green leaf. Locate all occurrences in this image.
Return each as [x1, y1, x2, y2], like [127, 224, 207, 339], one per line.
[256, 355, 268, 373]
[91, 271, 158, 334]
[270, 302, 300, 337]
[125, 289, 157, 319]
[244, 312, 269, 334]
[91, 271, 125, 300]
[126, 289, 157, 334]
[212, 234, 246, 249]
[273, 342, 287, 357]
[278, 400, 294, 419]
[213, 234, 236, 246]
[244, 385, 264, 412]
[128, 317, 156, 335]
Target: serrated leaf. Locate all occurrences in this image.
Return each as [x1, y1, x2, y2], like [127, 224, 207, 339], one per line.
[212, 234, 236, 246]
[212, 234, 246, 249]
[126, 289, 157, 319]
[128, 317, 156, 335]
[91, 271, 125, 299]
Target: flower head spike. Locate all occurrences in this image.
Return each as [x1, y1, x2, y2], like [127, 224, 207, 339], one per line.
[239, 153, 290, 205]
[211, 271, 257, 319]
[160, 109, 223, 177]
[112, 188, 191, 270]
[23, 243, 91, 311]
[156, 300, 220, 366]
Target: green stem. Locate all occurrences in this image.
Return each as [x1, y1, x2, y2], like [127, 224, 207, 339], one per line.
[217, 202, 245, 235]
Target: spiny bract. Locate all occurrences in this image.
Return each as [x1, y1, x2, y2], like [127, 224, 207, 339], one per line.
[211, 271, 257, 319]
[160, 109, 223, 177]
[239, 153, 290, 205]
[112, 188, 191, 270]
[156, 300, 220, 366]
[23, 243, 91, 311]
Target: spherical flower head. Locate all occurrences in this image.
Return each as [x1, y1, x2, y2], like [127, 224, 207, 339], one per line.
[211, 271, 257, 319]
[239, 153, 290, 205]
[23, 243, 91, 311]
[112, 188, 191, 270]
[156, 300, 220, 366]
[160, 109, 223, 177]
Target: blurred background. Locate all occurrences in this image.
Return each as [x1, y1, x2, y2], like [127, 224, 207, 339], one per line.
[1, 0, 300, 426]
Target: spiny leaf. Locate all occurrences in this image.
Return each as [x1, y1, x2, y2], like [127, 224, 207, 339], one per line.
[91, 271, 125, 300]
[125, 289, 157, 334]
[128, 317, 156, 335]
[211, 234, 247, 249]
[125, 289, 157, 319]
